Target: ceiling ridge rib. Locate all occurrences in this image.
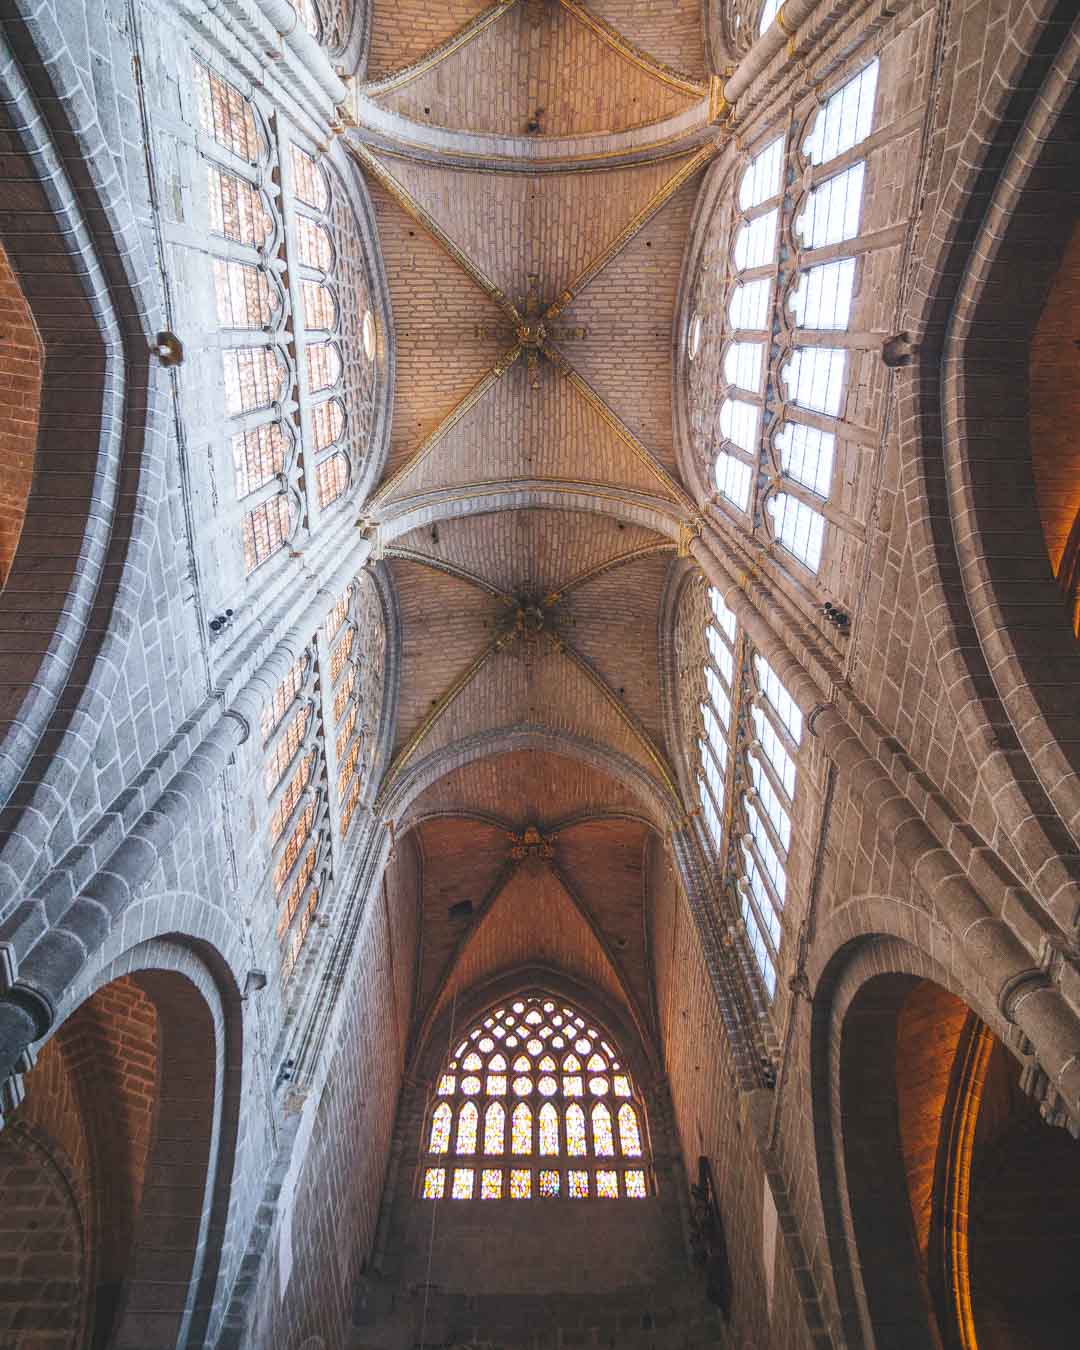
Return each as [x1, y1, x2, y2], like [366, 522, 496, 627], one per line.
[543, 141, 716, 319]
[352, 144, 522, 323]
[545, 348, 694, 511]
[557, 0, 708, 97]
[548, 855, 653, 1036]
[382, 630, 517, 796]
[370, 346, 522, 506]
[384, 548, 517, 603]
[542, 543, 676, 605]
[552, 636, 682, 803]
[362, 0, 522, 97]
[416, 855, 523, 1040]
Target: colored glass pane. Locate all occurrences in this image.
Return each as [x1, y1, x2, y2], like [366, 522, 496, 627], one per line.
[587, 1053, 607, 1071]
[552, 1036, 565, 1049]
[452, 1168, 474, 1199]
[513, 1077, 532, 1097]
[564, 1076, 583, 1097]
[539, 1055, 556, 1072]
[575, 1038, 591, 1054]
[478, 1037, 494, 1053]
[489, 1053, 507, 1071]
[618, 1105, 642, 1157]
[510, 1169, 531, 1198]
[484, 1103, 505, 1155]
[437, 1075, 455, 1096]
[596, 1170, 619, 1198]
[568, 1170, 589, 1198]
[429, 1104, 451, 1154]
[511, 1104, 532, 1154]
[613, 1075, 631, 1097]
[481, 1169, 502, 1199]
[525, 1009, 542, 1024]
[589, 1077, 609, 1096]
[538, 1076, 557, 1097]
[539, 1169, 560, 1197]
[456, 1103, 478, 1155]
[592, 1104, 615, 1156]
[486, 1075, 507, 1096]
[461, 1076, 481, 1096]
[539, 1104, 559, 1156]
[463, 1053, 482, 1071]
[423, 1167, 445, 1199]
[625, 1169, 647, 1198]
[563, 1054, 581, 1072]
[526, 1038, 543, 1055]
[566, 1105, 586, 1155]
[513, 1055, 530, 1072]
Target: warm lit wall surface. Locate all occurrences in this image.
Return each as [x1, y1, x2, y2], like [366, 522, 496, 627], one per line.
[0, 238, 41, 584]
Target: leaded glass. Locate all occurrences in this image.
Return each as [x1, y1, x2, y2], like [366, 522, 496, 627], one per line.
[539, 1055, 556, 1072]
[568, 1170, 589, 1198]
[538, 1077, 557, 1097]
[456, 1103, 477, 1155]
[481, 1168, 502, 1199]
[513, 1076, 533, 1096]
[509, 1169, 531, 1198]
[592, 1104, 615, 1156]
[484, 1103, 505, 1155]
[478, 1037, 494, 1053]
[538, 1169, 560, 1197]
[511, 1104, 532, 1154]
[566, 1105, 587, 1156]
[486, 1075, 507, 1096]
[625, 1170, 647, 1198]
[437, 1074, 455, 1096]
[429, 1104, 451, 1154]
[526, 1038, 543, 1056]
[564, 1076, 583, 1097]
[513, 1055, 530, 1072]
[563, 1054, 581, 1072]
[452, 1168, 474, 1199]
[596, 1170, 619, 1198]
[423, 1167, 445, 1199]
[461, 1076, 481, 1096]
[489, 1053, 507, 1071]
[613, 1076, 631, 1098]
[586, 1053, 607, 1072]
[589, 1077, 609, 1096]
[618, 1105, 642, 1157]
[463, 1052, 482, 1071]
[539, 1103, 559, 1155]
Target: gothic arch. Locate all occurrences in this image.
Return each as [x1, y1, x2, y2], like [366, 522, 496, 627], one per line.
[809, 927, 1019, 1349]
[896, 0, 1080, 917]
[0, 22, 160, 837]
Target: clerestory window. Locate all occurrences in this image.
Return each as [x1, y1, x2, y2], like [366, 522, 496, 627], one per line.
[420, 994, 651, 1201]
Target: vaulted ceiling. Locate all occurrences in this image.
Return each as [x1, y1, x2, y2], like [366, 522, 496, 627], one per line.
[355, 0, 716, 1057]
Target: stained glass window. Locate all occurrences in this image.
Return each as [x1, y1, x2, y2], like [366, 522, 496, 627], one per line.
[456, 1103, 478, 1155]
[618, 1105, 642, 1157]
[419, 992, 652, 1199]
[539, 1169, 560, 1197]
[423, 1167, 445, 1199]
[566, 1105, 587, 1156]
[592, 1104, 615, 1157]
[539, 1103, 559, 1156]
[568, 1170, 589, 1198]
[596, 1170, 619, 1198]
[484, 1103, 505, 1155]
[511, 1104, 532, 1154]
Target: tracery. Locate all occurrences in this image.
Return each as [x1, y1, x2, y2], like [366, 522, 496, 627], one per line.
[420, 995, 650, 1202]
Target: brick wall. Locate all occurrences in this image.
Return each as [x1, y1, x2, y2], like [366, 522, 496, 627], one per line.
[0, 238, 40, 585]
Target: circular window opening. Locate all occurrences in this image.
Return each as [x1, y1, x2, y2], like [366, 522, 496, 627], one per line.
[362, 309, 377, 361]
[688, 312, 702, 361]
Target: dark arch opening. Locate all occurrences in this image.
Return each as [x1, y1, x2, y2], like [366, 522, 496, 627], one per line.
[834, 973, 1080, 1350]
[0, 968, 224, 1350]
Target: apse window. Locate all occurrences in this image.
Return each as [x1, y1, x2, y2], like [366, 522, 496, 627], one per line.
[419, 994, 651, 1200]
